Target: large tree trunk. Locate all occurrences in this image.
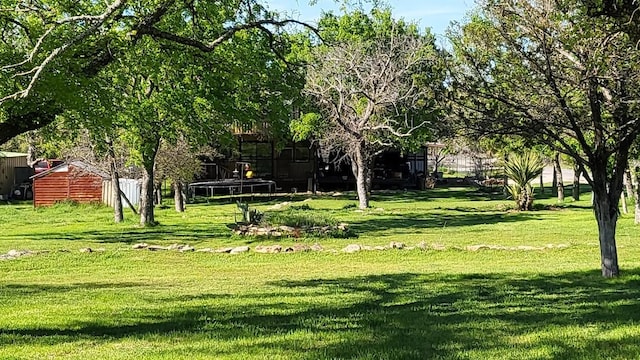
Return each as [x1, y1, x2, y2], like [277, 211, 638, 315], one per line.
[364, 162, 373, 195]
[632, 167, 640, 225]
[553, 153, 564, 202]
[636, 186, 640, 225]
[539, 173, 545, 195]
[624, 169, 635, 215]
[140, 167, 155, 226]
[355, 169, 369, 209]
[106, 137, 124, 223]
[590, 157, 625, 278]
[573, 164, 581, 201]
[26, 132, 41, 168]
[624, 169, 634, 199]
[593, 192, 620, 278]
[351, 146, 370, 210]
[173, 181, 185, 212]
[154, 181, 163, 206]
[139, 136, 160, 226]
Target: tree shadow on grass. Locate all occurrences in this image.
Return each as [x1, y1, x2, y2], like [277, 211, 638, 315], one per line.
[533, 184, 594, 201]
[372, 186, 507, 203]
[192, 187, 505, 206]
[2, 208, 541, 245]
[349, 210, 542, 235]
[0, 282, 153, 297]
[2, 224, 232, 244]
[1, 270, 639, 358]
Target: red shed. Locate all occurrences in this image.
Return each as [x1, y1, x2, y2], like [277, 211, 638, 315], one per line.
[31, 161, 109, 207]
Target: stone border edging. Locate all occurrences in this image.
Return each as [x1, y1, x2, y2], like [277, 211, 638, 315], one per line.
[0, 242, 571, 261]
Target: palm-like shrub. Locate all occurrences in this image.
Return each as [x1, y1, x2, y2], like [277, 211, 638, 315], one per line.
[503, 152, 545, 211]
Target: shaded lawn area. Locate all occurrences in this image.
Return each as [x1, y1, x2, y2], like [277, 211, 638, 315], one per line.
[0, 186, 639, 359]
[1, 251, 639, 359]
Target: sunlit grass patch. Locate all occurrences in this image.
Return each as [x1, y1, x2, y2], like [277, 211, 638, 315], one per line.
[0, 187, 639, 359]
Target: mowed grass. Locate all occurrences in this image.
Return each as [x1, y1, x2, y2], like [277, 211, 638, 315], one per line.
[1, 187, 640, 359]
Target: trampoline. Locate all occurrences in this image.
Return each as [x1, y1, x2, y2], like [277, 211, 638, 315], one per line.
[188, 178, 277, 198]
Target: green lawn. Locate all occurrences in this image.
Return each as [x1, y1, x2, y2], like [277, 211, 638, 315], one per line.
[1, 187, 639, 359]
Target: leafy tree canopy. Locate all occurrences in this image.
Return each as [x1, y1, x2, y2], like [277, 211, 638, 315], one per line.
[0, 0, 313, 145]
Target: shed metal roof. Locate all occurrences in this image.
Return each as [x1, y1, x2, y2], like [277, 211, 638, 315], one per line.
[0, 151, 27, 158]
[30, 161, 110, 180]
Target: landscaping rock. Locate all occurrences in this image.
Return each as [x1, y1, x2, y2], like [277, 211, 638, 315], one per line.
[255, 245, 283, 254]
[196, 248, 214, 253]
[285, 244, 310, 253]
[1, 249, 34, 260]
[7, 249, 28, 257]
[79, 248, 93, 253]
[374, 246, 387, 251]
[547, 244, 569, 249]
[310, 243, 323, 252]
[148, 245, 168, 251]
[278, 226, 296, 233]
[178, 245, 195, 252]
[230, 246, 250, 254]
[516, 245, 542, 251]
[132, 243, 149, 249]
[389, 241, 405, 249]
[215, 247, 235, 253]
[255, 228, 271, 236]
[342, 244, 362, 253]
[466, 245, 494, 251]
[168, 244, 194, 251]
[431, 244, 447, 251]
[417, 241, 427, 250]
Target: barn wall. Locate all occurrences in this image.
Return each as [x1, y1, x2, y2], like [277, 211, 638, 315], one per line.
[33, 166, 104, 207]
[0, 156, 27, 197]
[68, 170, 103, 203]
[33, 171, 70, 207]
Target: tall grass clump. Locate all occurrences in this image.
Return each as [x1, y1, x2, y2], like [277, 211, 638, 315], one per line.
[263, 208, 337, 228]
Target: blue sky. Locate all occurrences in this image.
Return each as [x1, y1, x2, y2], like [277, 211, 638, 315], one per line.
[266, 0, 476, 36]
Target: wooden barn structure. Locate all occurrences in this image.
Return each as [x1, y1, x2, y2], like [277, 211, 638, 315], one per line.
[0, 151, 28, 199]
[31, 161, 109, 207]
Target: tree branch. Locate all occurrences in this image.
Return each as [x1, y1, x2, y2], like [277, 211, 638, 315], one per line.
[0, 0, 127, 104]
